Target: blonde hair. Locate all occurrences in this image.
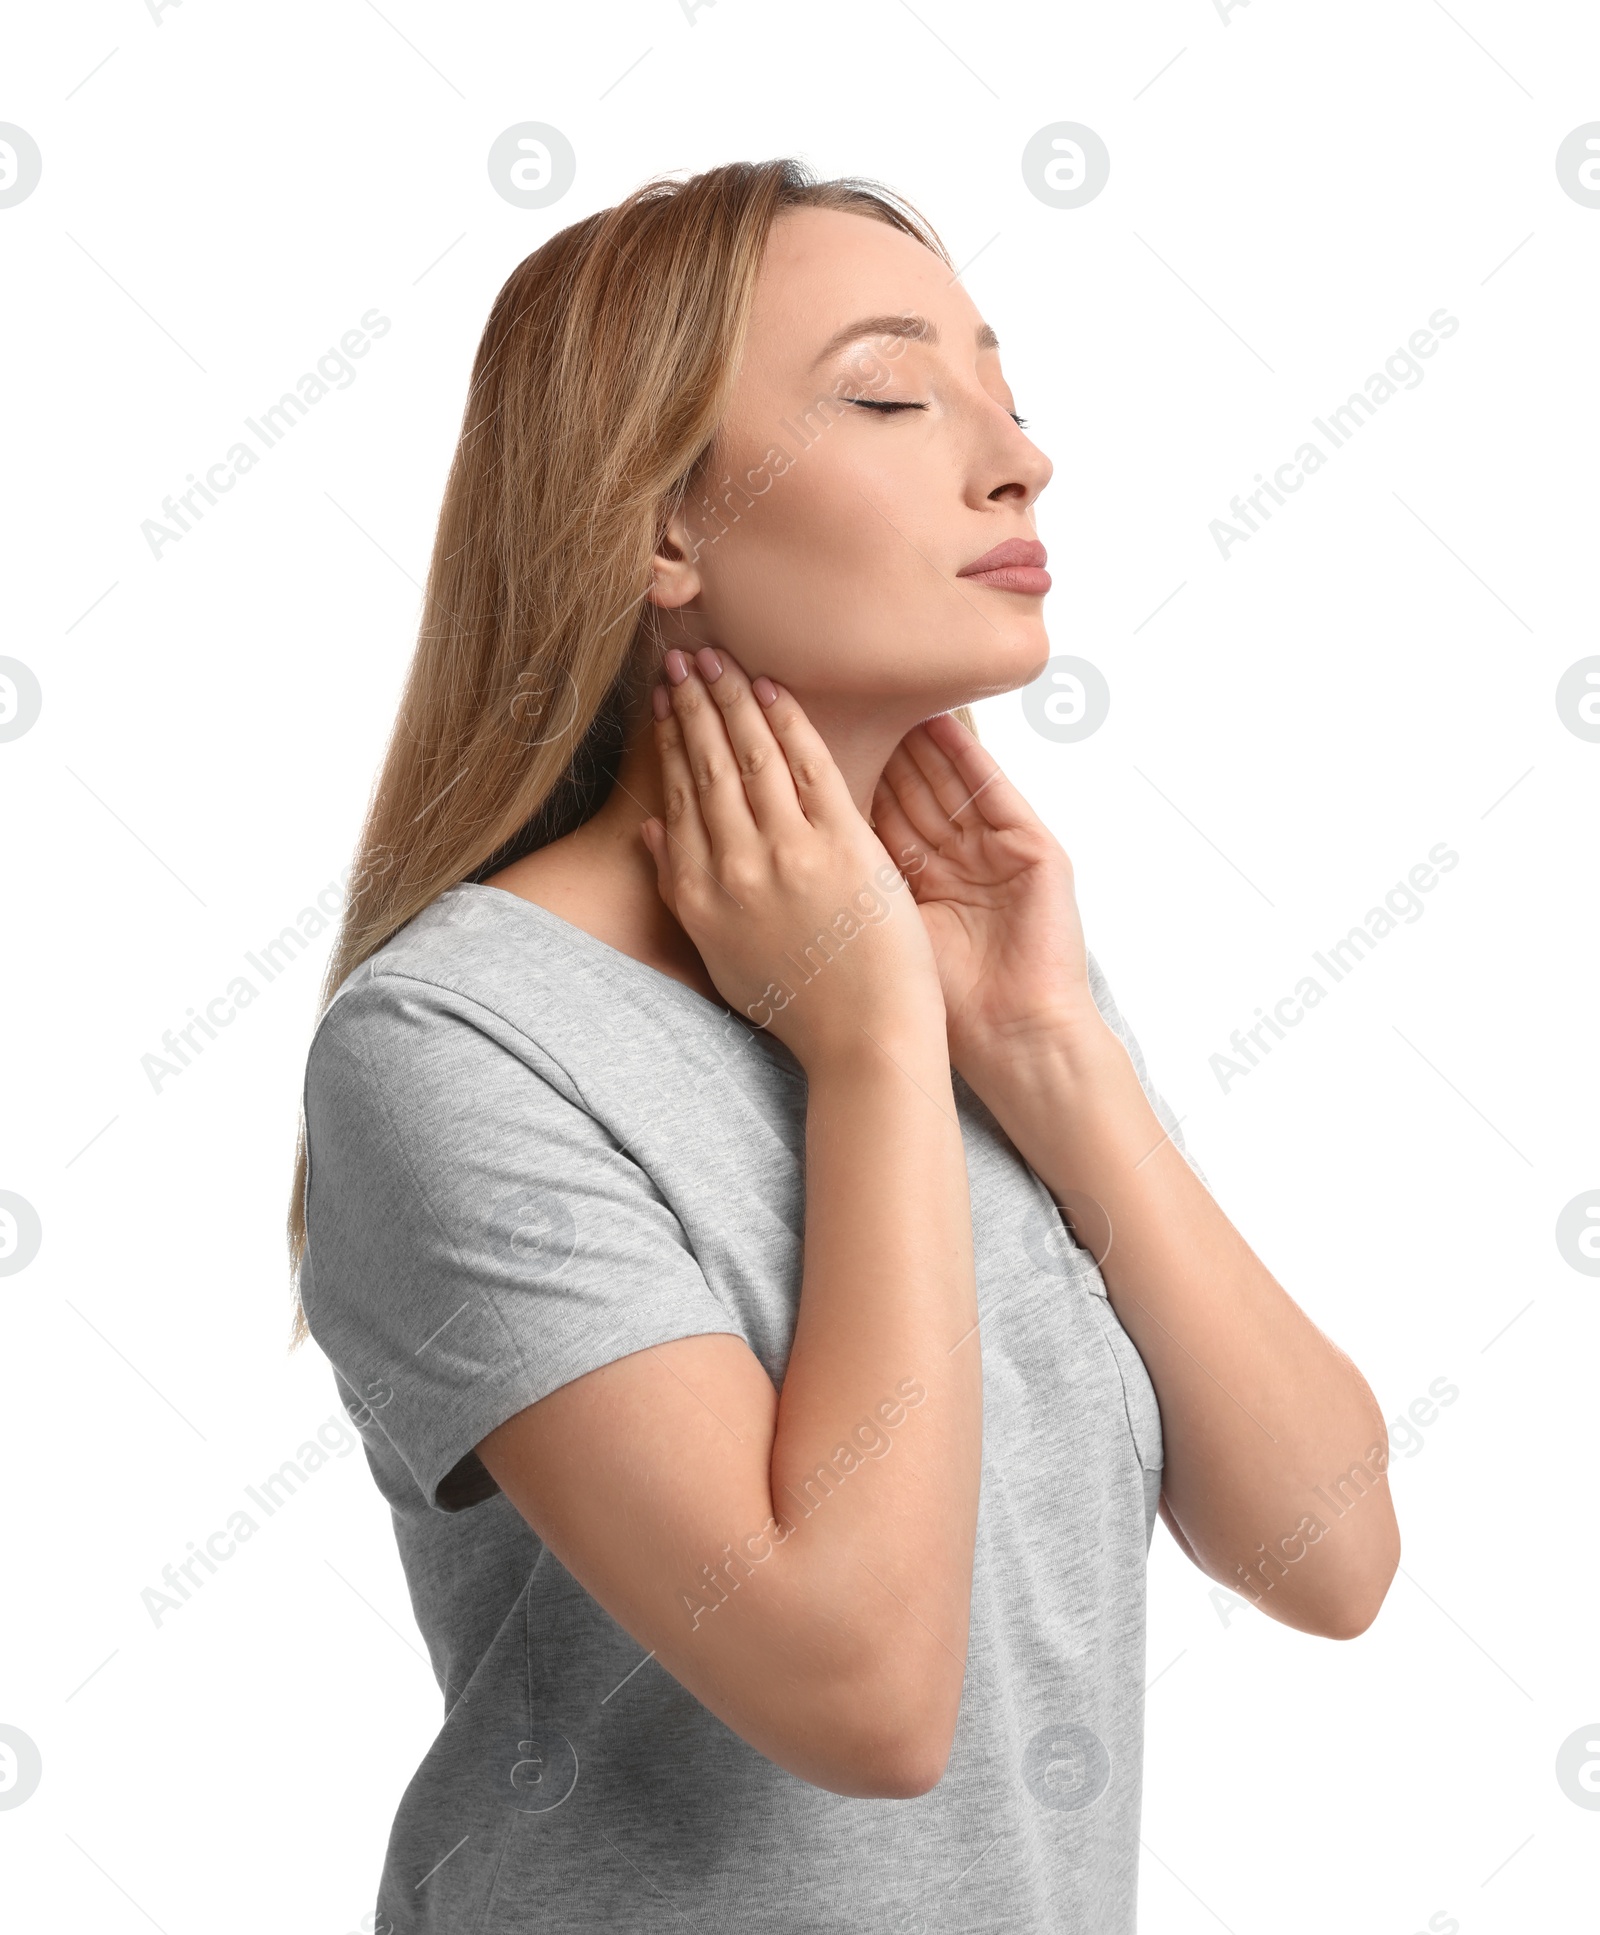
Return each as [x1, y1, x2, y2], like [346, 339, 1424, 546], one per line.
[287, 157, 974, 1348]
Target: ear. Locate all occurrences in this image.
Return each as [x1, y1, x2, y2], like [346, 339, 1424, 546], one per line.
[647, 505, 705, 610]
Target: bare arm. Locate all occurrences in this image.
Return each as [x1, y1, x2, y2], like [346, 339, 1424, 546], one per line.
[478, 649, 982, 1797]
[868, 707, 1401, 1642]
[971, 1027, 1399, 1641]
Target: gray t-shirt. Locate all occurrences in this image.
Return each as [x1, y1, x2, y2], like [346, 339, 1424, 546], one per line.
[299, 880, 1192, 1934]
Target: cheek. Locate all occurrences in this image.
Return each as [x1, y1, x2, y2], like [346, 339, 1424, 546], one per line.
[727, 447, 888, 565]
[691, 436, 1048, 695]
[696, 460, 926, 671]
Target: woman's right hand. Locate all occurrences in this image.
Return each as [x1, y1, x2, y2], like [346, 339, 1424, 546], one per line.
[639, 646, 946, 1070]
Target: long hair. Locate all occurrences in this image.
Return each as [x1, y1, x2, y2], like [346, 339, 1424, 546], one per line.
[287, 157, 974, 1347]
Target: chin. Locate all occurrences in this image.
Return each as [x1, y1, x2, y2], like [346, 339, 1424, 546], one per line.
[946, 618, 1053, 707]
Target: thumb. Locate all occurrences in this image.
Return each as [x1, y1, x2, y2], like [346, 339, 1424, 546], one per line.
[639, 817, 678, 916]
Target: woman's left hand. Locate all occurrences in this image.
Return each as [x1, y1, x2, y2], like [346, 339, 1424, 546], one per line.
[870, 710, 1107, 1078]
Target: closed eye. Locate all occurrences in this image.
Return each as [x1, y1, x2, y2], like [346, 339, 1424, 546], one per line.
[846, 397, 1028, 428]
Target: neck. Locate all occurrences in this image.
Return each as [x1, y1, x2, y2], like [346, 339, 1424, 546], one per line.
[603, 693, 924, 826]
[557, 694, 936, 991]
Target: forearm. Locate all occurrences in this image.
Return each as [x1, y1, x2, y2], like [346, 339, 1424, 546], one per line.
[764, 1011, 982, 1767]
[965, 1017, 1398, 1638]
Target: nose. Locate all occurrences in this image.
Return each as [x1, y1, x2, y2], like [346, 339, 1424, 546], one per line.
[974, 413, 1051, 512]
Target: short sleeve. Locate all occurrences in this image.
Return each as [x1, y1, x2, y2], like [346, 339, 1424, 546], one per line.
[299, 973, 747, 1513]
[1085, 950, 1209, 1190]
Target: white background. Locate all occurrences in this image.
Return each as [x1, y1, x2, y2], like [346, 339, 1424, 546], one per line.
[3, 3, 1596, 1930]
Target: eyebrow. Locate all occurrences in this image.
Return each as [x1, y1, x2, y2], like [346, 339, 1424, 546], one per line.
[809, 312, 1000, 368]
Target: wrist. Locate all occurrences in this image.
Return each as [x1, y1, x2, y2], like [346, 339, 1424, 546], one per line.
[954, 1012, 1138, 1118]
[797, 997, 950, 1083]
[957, 1018, 1164, 1202]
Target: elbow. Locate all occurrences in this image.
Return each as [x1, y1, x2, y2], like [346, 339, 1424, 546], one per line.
[853, 1633, 966, 1797]
[759, 1566, 968, 1798]
[1315, 1528, 1402, 1642]
[813, 1645, 963, 1799]
[1259, 1566, 1396, 1642]
[866, 1709, 959, 1798]
[843, 1717, 956, 1800]
[874, 1758, 951, 1802]
[1317, 1592, 1385, 1641]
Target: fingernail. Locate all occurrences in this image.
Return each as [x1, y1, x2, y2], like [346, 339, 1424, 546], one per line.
[664, 649, 690, 685]
[752, 675, 778, 707]
[651, 683, 671, 720]
[695, 646, 723, 682]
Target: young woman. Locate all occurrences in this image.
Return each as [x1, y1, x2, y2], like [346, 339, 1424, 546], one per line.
[291, 158, 1399, 1934]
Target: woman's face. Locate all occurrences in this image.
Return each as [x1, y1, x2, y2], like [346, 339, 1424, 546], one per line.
[656, 205, 1054, 724]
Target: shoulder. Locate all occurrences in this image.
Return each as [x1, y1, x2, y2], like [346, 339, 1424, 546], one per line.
[304, 885, 586, 1118]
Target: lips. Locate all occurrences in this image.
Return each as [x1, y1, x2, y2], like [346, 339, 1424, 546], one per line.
[956, 536, 1050, 596]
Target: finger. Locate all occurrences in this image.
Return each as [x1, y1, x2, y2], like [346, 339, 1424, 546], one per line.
[693, 646, 808, 836]
[911, 712, 1034, 832]
[639, 816, 679, 919]
[665, 648, 758, 861]
[651, 679, 716, 889]
[869, 778, 932, 885]
[749, 678, 859, 833]
[880, 737, 957, 852]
